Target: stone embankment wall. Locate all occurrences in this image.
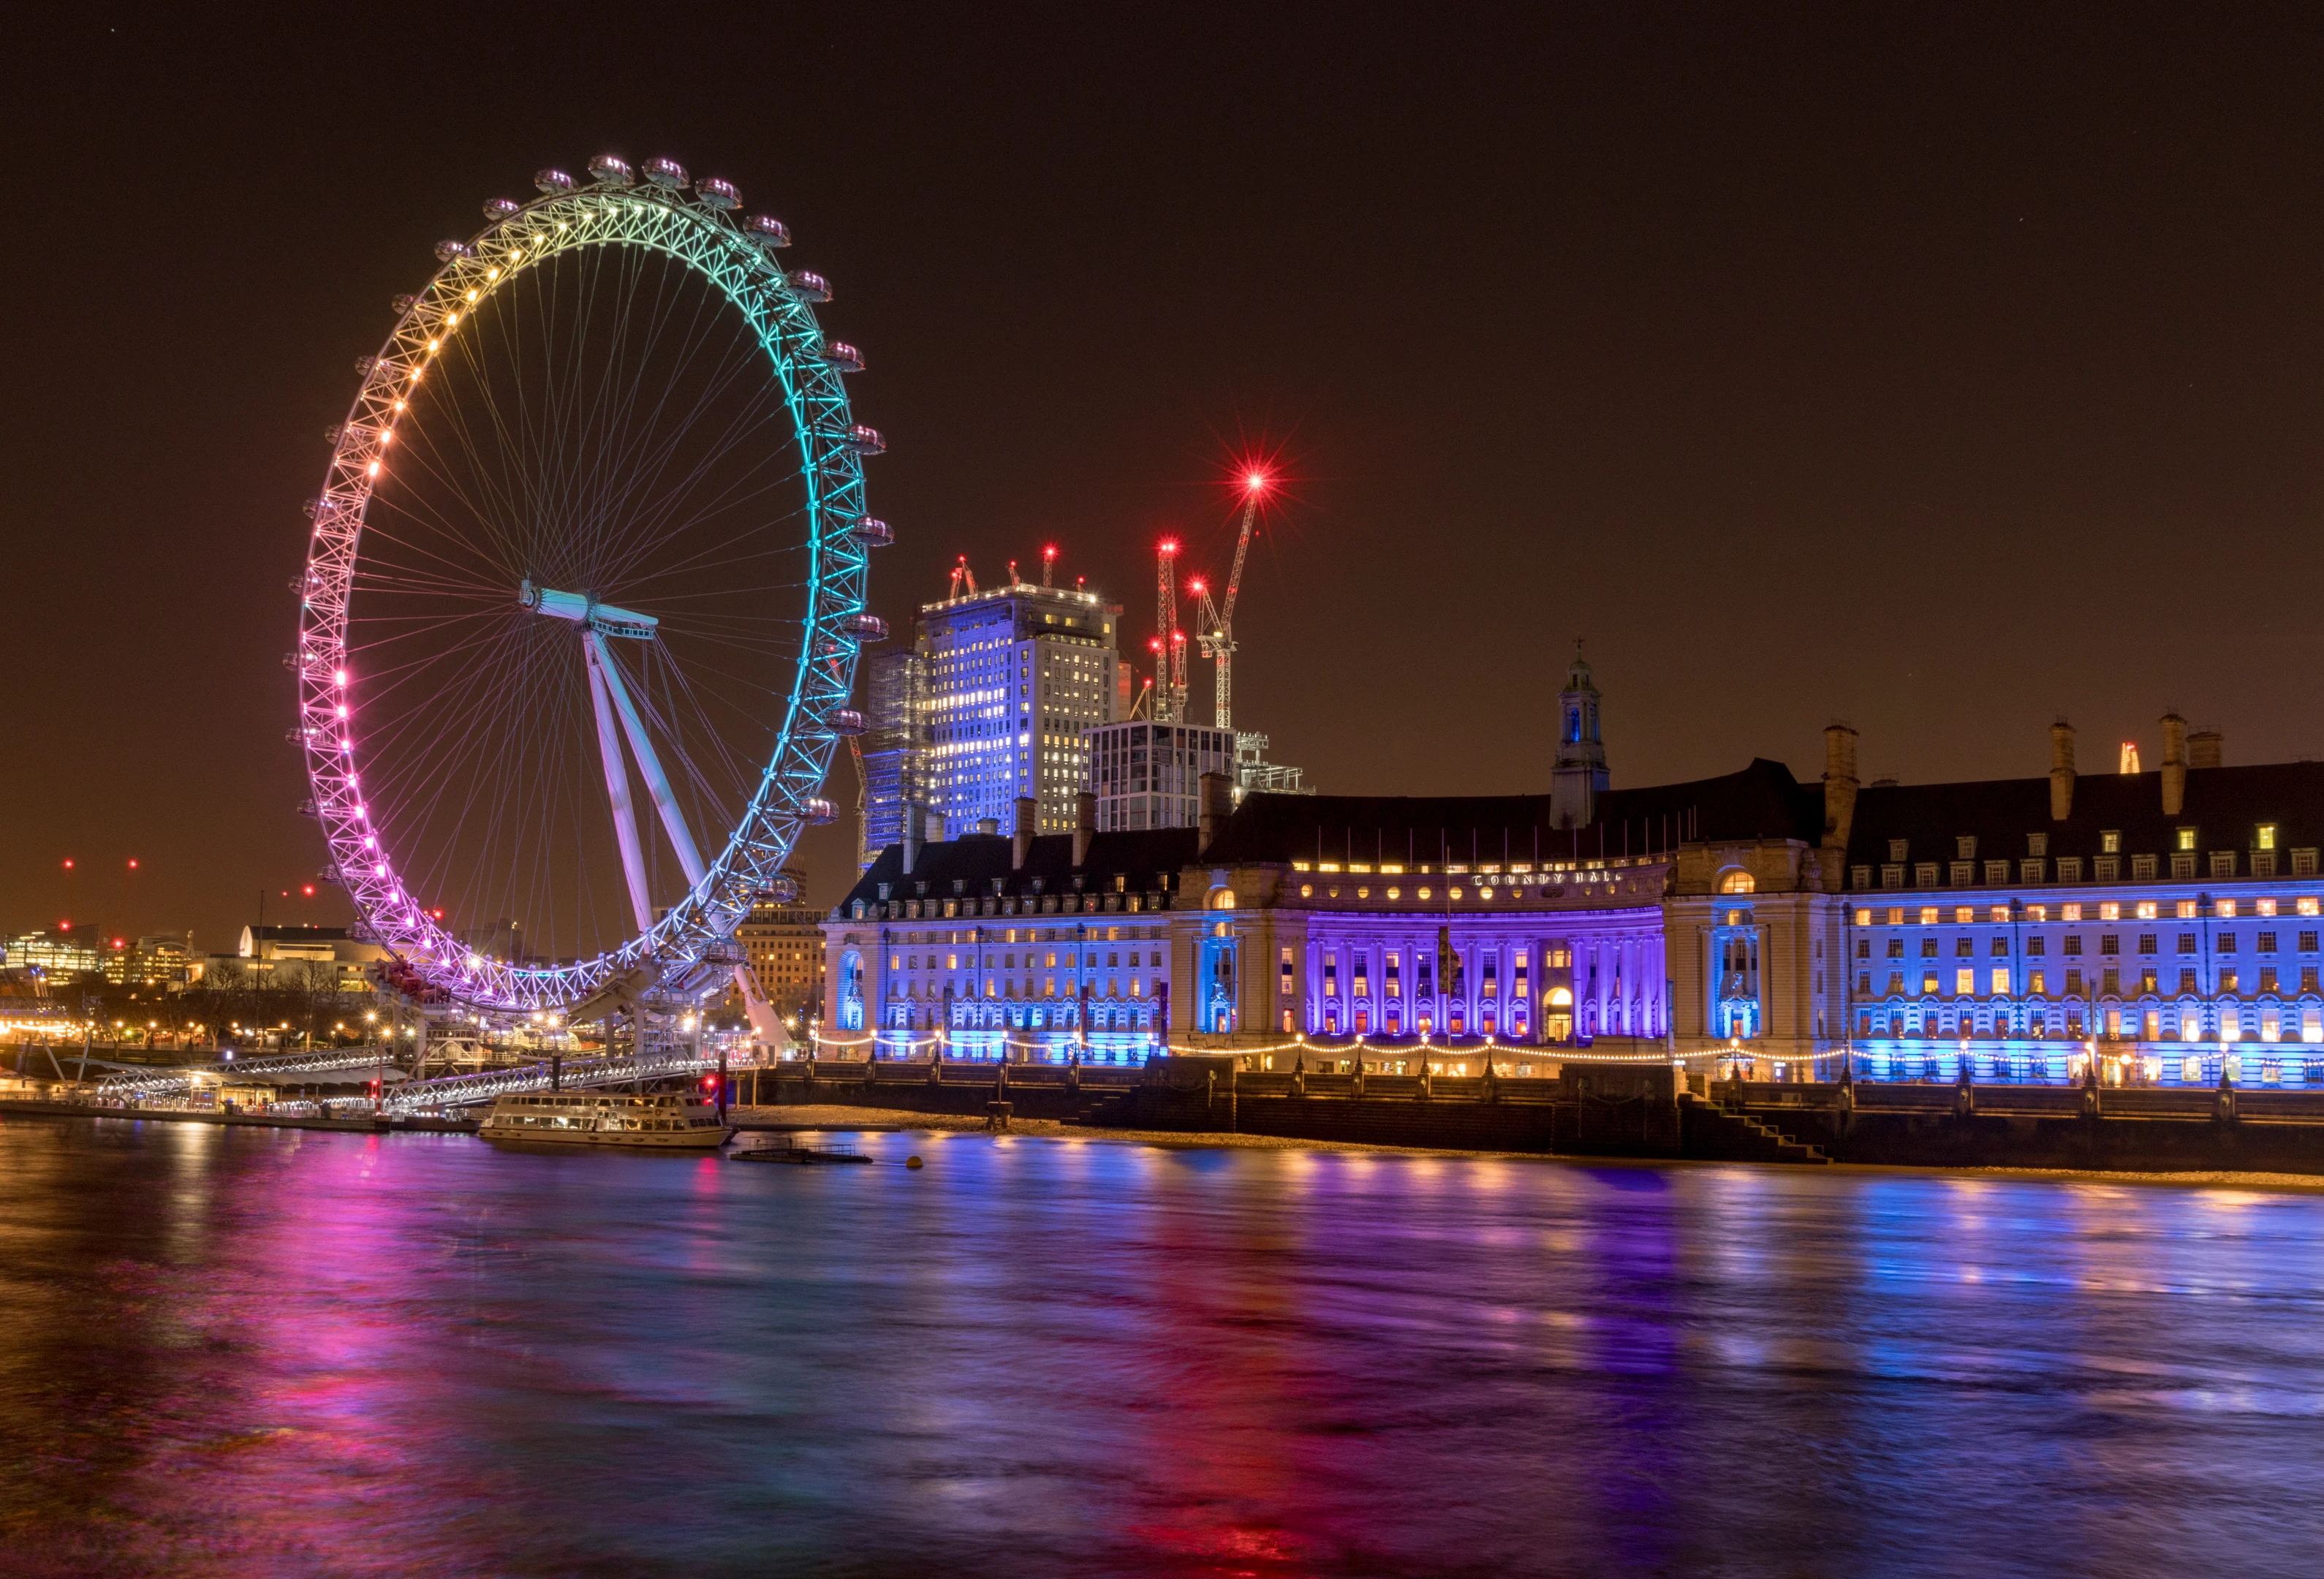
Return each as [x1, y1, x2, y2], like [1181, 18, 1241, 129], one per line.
[764, 1058, 1690, 1156]
[1742, 1079, 2324, 1173]
[762, 1059, 2324, 1173]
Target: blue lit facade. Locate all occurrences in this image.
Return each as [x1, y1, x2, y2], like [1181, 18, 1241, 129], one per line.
[820, 822, 1197, 1064]
[863, 581, 1122, 851]
[1842, 720, 2324, 1086]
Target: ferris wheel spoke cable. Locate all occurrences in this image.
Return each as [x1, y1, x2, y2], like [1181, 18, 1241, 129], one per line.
[486, 272, 781, 607]
[583, 349, 792, 585]
[496, 247, 792, 601]
[342, 618, 523, 729]
[367, 622, 541, 849]
[613, 520, 811, 604]
[418, 328, 541, 573]
[627, 643, 746, 829]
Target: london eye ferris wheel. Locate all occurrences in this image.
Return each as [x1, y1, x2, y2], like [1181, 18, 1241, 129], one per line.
[291, 154, 888, 1021]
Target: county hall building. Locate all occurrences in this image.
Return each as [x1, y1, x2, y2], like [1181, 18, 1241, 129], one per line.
[819, 660, 2324, 1087]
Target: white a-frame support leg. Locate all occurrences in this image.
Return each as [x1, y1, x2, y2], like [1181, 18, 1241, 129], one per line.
[588, 631, 789, 1055]
[586, 637, 654, 934]
[589, 629, 706, 886]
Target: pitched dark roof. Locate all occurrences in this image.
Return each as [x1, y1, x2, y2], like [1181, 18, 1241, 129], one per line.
[837, 827, 1202, 909]
[1843, 762, 2324, 866]
[1200, 759, 1827, 865]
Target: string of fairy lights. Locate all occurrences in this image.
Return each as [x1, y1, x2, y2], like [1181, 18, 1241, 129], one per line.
[806, 1028, 1692, 1066]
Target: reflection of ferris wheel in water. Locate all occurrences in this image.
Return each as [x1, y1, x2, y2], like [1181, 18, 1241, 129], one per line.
[292, 154, 890, 1024]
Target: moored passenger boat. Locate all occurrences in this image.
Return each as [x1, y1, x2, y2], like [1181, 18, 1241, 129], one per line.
[478, 1091, 731, 1148]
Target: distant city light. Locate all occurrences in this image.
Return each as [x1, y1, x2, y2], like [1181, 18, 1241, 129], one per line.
[61, 859, 73, 870]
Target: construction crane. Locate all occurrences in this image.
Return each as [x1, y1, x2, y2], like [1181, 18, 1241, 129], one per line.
[1155, 539, 1186, 724]
[948, 556, 979, 599]
[1194, 472, 1267, 730]
[847, 735, 870, 871]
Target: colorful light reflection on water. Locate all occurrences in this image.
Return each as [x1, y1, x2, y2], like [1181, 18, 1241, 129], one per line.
[4, 1119, 2324, 1576]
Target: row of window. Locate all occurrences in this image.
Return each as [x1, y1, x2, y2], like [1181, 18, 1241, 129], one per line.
[1877, 828, 2287, 863]
[1855, 898, 2319, 925]
[1861, 931, 2320, 958]
[1861, 1005, 2322, 1042]
[1854, 849, 2317, 889]
[892, 950, 1164, 972]
[1858, 966, 2320, 996]
[883, 926, 1163, 946]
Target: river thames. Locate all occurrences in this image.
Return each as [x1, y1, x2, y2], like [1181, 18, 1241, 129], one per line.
[4, 1118, 2323, 1577]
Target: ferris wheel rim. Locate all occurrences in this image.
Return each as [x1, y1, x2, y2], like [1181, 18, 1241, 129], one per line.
[292, 170, 871, 1013]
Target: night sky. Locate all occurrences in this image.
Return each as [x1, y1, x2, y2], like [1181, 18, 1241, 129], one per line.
[10, 7, 2324, 953]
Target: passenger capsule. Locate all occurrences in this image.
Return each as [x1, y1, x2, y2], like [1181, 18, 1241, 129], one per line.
[587, 153, 635, 185]
[830, 708, 867, 736]
[390, 292, 417, 314]
[744, 213, 791, 248]
[787, 270, 831, 303]
[849, 517, 895, 548]
[482, 197, 521, 222]
[642, 156, 689, 189]
[694, 176, 740, 210]
[303, 499, 323, 519]
[535, 167, 577, 194]
[841, 612, 889, 640]
[844, 424, 885, 455]
[434, 239, 474, 262]
[823, 341, 864, 374]
[355, 356, 380, 376]
[803, 798, 839, 825]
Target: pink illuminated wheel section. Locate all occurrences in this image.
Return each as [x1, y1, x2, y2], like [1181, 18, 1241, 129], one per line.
[290, 156, 887, 1013]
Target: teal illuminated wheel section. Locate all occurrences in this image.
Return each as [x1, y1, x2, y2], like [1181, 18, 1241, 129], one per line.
[290, 154, 890, 1015]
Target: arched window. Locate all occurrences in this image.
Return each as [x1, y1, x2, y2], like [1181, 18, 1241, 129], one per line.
[1548, 986, 1574, 1007]
[1718, 869, 1755, 895]
[1209, 887, 1238, 911]
[839, 951, 864, 1030]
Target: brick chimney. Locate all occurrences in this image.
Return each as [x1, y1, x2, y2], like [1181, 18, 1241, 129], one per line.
[1012, 796, 1036, 870]
[2160, 712, 2189, 817]
[1072, 790, 1096, 868]
[2049, 719, 2076, 821]
[901, 802, 927, 875]
[2188, 728, 2223, 770]
[1197, 770, 1235, 856]
[1821, 723, 1858, 855]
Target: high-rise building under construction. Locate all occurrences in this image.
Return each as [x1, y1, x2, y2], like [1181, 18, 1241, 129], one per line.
[860, 572, 1127, 858]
